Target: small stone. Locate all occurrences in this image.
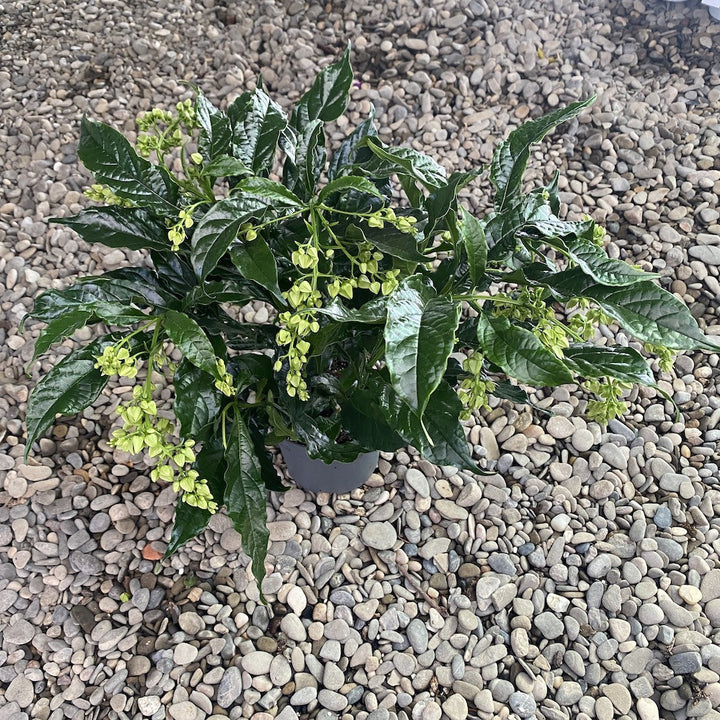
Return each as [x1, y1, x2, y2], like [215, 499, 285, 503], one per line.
[547, 416, 575, 439]
[70, 551, 104, 575]
[217, 667, 243, 708]
[508, 691, 536, 718]
[689, 245, 720, 265]
[441, 694, 468, 720]
[587, 554, 613, 578]
[318, 689, 348, 712]
[241, 651, 273, 675]
[173, 643, 198, 665]
[138, 696, 162, 716]
[669, 652, 702, 674]
[128, 656, 151, 676]
[637, 697, 660, 720]
[405, 468, 430, 497]
[290, 686, 317, 706]
[361, 521, 397, 550]
[4, 619, 35, 644]
[555, 681, 583, 705]
[701, 569, 720, 601]
[678, 585, 702, 605]
[551, 514, 571, 532]
[603, 683, 632, 714]
[571, 428, 595, 452]
[653, 506, 672, 529]
[220, 528, 243, 552]
[286, 586, 307, 615]
[280, 613, 307, 642]
[169, 701, 199, 720]
[535, 612, 564, 639]
[178, 611, 205, 635]
[407, 618, 429, 653]
[5, 675, 33, 708]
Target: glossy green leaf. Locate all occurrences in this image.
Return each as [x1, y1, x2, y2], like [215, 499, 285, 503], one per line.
[476, 312, 573, 386]
[237, 177, 302, 207]
[344, 222, 427, 263]
[341, 389, 405, 453]
[190, 195, 270, 279]
[228, 88, 287, 174]
[203, 155, 252, 178]
[291, 46, 353, 130]
[29, 283, 150, 326]
[583, 281, 720, 351]
[363, 138, 447, 189]
[229, 237, 283, 303]
[283, 119, 327, 198]
[459, 208, 487, 288]
[224, 413, 270, 588]
[424, 170, 481, 236]
[379, 379, 481, 472]
[51, 207, 169, 252]
[25, 335, 116, 458]
[173, 360, 224, 441]
[485, 189, 551, 261]
[196, 93, 233, 163]
[327, 108, 379, 179]
[185, 280, 253, 307]
[165, 497, 211, 556]
[491, 96, 595, 211]
[564, 238, 657, 286]
[563, 345, 655, 386]
[318, 175, 382, 203]
[384, 275, 461, 416]
[164, 309, 217, 375]
[78, 117, 180, 214]
[490, 380, 531, 405]
[32, 310, 92, 361]
[316, 297, 387, 323]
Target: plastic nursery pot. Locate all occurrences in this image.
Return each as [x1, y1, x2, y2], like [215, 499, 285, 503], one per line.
[279, 440, 379, 494]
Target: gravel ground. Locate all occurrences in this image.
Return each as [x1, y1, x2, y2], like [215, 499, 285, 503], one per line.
[2, 1, 720, 719]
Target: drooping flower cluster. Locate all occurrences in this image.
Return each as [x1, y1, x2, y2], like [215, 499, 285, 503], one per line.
[458, 352, 496, 421]
[583, 377, 632, 425]
[95, 343, 218, 512]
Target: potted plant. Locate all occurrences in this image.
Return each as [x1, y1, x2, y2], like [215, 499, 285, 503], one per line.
[23, 48, 718, 589]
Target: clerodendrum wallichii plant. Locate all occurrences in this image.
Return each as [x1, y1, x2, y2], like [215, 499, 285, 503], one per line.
[24, 49, 718, 588]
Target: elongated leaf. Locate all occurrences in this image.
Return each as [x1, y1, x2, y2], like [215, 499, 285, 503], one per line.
[165, 498, 211, 557]
[459, 208, 487, 288]
[190, 195, 270, 279]
[316, 297, 387, 323]
[25, 335, 117, 458]
[384, 275, 461, 416]
[328, 109, 379, 180]
[378, 378, 481, 472]
[564, 238, 656, 286]
[51, 207, 169, 252]
[491, 380, 531, 405]
[173, 360, 223, 441]
[78, 117, 180, 214]
[425, 170, 481, 237]
[341, 389, 405, 452]
[87, 267, 172, 308]
[318, 176, 382, 203]
[229, 237, 283, 303]
[563, 345, 655, 385]
[30, 283, 150, 325]
[283, 119, 327, 198]
[32, 310, 92, 361]
[363, 139, 447, 189]
[491, 97, 595, 211]
[196, 93, 232, 163]
[185, 280, 253, 307]
[164, 309, 217, 375]
[203, 155, 252, 178]
[583, 281, 720, 351]
[237, 177, 302, 207]
[291, 46, 353, 131]
[346, 223, 428, 263]
[476, 312, 573, 386]
[228, 89, 287, 174]
[224, 413, 270, 588]
[485, 189, 552, 260]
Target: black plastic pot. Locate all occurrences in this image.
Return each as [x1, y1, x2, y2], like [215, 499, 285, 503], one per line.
[279, 440, 379, 494]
